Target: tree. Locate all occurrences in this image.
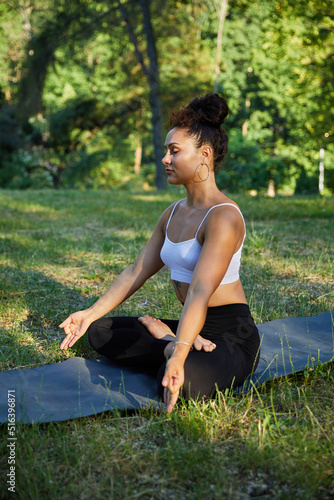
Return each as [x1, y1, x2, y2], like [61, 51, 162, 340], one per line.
[117, 0, 165, 189]
[213, 0, 229, 93]
[17, 0, 118, 120]
[1, 0, 332, 192]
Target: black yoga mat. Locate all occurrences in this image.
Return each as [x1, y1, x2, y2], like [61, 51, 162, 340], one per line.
[0, 312, 333, 423]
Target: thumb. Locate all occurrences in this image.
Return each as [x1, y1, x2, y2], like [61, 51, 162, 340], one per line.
[59, 317, 72, 328]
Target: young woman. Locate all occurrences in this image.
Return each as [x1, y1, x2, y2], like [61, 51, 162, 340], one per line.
[60, 93, 260, 413]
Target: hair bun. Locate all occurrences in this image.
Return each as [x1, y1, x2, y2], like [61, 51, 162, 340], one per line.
[186, 93, 229, 127]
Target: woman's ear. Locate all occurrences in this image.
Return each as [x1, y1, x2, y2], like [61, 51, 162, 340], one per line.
[201, 145, 213, 163]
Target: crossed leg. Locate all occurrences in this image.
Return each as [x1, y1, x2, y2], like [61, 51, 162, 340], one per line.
[138, 315, 216, 354]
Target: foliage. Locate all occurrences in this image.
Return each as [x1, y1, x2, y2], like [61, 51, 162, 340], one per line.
[0, 105, 26, 187]
[325, 169, 334, 194]
[201, 0, 334, 191]
[294, 166, 319, 195]
[0, 0, 333, 191]
[216, 129, 288, 192]
[0, 106, 22, 156]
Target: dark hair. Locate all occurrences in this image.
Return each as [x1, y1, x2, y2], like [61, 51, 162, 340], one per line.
[168, 93, 229, 171]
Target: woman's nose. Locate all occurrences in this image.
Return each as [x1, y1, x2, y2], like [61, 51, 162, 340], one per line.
[162, 153, 171, 165]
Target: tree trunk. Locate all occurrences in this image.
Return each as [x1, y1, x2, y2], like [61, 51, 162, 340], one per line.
[117, 0, 165, 189]
[267, 179, 275, 197]
[139, 0, 165, 189]
[242, 98, 251, 137]
[134, 140, 142, 175]
[214, 0, 228, 93]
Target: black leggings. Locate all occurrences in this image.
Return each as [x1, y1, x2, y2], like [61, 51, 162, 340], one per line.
[87, 303, 260, 401]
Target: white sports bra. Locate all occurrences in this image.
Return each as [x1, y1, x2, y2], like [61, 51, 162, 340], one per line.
[160, 200, 245, 285]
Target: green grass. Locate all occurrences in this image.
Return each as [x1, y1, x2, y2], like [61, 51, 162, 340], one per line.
[0, 189, 333, 499]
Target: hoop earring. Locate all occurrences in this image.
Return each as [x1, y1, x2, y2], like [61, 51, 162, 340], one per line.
[193, 161, 210, 183]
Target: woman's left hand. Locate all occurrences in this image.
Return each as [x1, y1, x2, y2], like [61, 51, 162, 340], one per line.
[162, 356, 184, 413]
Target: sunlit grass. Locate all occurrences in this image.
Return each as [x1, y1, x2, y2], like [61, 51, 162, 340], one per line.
[0, 189, 333, 499]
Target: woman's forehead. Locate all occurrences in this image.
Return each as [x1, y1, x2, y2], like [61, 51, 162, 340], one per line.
[164, 127, 193, 146]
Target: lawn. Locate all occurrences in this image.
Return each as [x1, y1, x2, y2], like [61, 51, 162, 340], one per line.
[0, 189, 333, 499]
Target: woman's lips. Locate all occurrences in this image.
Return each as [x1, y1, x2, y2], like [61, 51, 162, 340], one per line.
[165, 168, 173, 175]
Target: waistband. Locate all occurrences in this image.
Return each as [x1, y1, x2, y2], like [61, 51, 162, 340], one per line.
[206, 303, 251, 319]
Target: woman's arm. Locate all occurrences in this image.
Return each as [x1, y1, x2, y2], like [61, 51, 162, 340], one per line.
[60, 208, 170, 350]
[162, 206, 245, 411]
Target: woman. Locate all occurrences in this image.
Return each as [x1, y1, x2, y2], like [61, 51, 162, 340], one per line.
[60, 93, 260, 413]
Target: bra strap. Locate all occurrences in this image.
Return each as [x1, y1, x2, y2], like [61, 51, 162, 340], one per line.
[166, 200, 182, 231]
[195, 203, 245, 238]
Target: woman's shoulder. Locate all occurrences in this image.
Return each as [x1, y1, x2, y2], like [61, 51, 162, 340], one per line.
[207, 194, 243, 217]
[203, 198, 245, 234]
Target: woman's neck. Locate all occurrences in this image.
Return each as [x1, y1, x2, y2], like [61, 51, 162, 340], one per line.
[183, 179, 224, 208]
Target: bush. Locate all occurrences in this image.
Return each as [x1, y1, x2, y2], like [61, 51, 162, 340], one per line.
[216, 130, 287, 192]
[295, 166, 319, 195]
[324, 168, 334, 194]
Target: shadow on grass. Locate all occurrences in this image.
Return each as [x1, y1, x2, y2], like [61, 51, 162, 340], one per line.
[0, 264, 96, 372]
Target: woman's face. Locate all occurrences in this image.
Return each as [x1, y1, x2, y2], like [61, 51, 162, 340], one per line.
[162, 127, 204, 185]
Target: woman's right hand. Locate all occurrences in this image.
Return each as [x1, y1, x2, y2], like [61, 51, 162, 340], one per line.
[59, 310, 93, 350]
[162, 355, 185, 413]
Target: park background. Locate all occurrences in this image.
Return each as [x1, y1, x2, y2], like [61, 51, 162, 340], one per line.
[0, 1, 333, 499]
[0, 0, 333, 193]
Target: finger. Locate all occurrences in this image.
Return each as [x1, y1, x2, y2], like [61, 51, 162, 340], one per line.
[60, 336, 70, 350]
[64, 323, 72, 333]
[163, 386, 169, 406]
[59, 317, 72, 328]
[161, 374, 169, 387]
[60, 330, 74, 349]
[60, 331, 79, 350]
[60, 340, 72, 350]
[68, 336, 78, 348]
[165, 388, 179, 413]
[163, 386, 173, 408]
[167, 376, 180, 395]
[162, 374, 177, 392]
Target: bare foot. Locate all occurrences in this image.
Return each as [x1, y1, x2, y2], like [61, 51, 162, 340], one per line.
[193, 335, 216, 352]
[138, 316, 216, 356]
[138, 315, 176, 341]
